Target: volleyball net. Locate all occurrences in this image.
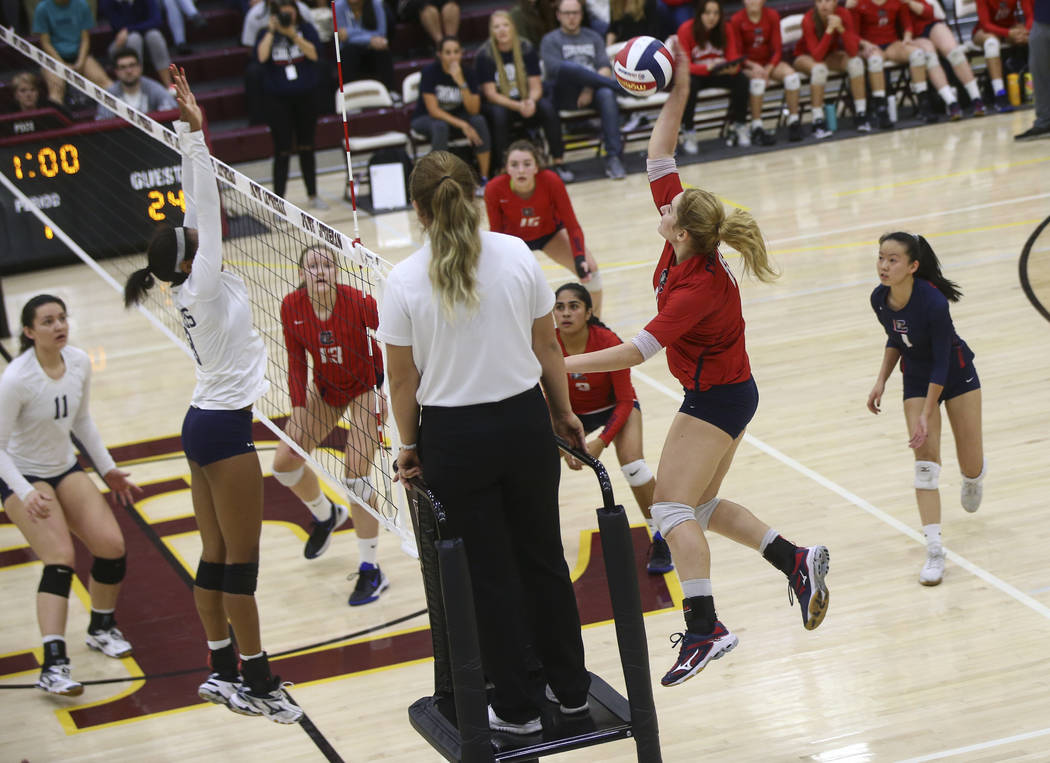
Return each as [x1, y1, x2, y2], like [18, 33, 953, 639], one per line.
[0, 26, 415, 554]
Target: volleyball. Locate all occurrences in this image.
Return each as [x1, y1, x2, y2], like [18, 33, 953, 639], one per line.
[613, 36, 674, 96]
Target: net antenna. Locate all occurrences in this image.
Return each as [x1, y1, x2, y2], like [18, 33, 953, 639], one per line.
[0, 26, 416, 556]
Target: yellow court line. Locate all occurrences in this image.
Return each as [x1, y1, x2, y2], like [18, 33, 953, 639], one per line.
[837, 154, 1050, 197]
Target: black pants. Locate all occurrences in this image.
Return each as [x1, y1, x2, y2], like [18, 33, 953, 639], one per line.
[485, 95, 564, 168]
[420, 385, 590, 722]
[264, 91, 319, 198]
[684, 72, 749, 129]
[341, 43, 396, 92]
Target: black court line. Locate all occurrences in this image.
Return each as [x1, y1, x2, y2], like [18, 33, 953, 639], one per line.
[1019, 213, 1050, 323]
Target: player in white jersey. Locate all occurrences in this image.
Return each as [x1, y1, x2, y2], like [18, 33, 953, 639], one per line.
[0, 295, 141, 697]
[123, 65, 301, 724]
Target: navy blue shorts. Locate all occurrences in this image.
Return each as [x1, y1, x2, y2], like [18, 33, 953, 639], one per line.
[577, 400, 640, 436]
[181, 406, 256, 467]
[902, 361, 981, 402]
[679, 377, 759, 439]
[914, 21, 936, 38]
[525, 226, 563, 252]
[0, 462, 83, 504]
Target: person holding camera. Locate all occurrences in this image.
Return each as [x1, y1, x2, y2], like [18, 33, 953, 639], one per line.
[256, 0, 329, 209]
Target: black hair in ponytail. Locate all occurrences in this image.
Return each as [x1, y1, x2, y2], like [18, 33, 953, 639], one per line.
[19, 294, 67, 353]
[124, 225, 192, 307]
[880, 232, 962, 302]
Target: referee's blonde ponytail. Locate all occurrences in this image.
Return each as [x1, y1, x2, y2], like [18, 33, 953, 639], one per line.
[676, 189, 779, 283]
[409, 151, 482, 318]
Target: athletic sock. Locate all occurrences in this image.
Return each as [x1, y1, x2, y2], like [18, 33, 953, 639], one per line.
[912, 81, 928, 94]
[992, 77, 1004, 92]
[209, 642, 238, 679]
[358, 536, 379, 567]
[683, 594, 717, 635]
[922, 523, 942, 548]
[762, 534, 799, 577]
[305, 491, 333, 522]
[855, 97, 867, 114]
[938, 85, 957, 105]
[240, 652, 273, 694]
[787, 113, 800, 124]
[42, 635, 67, 667]
[964, 80, 981, 100]
[88, 608, 115, 633]
[751, 118, 763, 130]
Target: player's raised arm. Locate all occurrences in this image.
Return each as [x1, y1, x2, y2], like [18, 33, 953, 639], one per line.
[648, 37, 692, 160]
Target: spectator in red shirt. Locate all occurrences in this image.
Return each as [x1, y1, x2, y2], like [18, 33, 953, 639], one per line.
[903, 0, 986, 117]
[971, 0, 1033, 109]
[565, 41, 830, 689]
[554, 283, 670, 574]
[793, 0, 868, 135]
[730, 0, 802, 143]
[676, 0, 750, 153]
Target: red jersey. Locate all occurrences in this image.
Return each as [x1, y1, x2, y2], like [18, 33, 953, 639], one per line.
[678, 18, 741, 75]
[905, 0, 937, 34]
[646, 170, 750, 392]
[730, 6, 783, 67]
[851, 0, 911, 45]
[795, 7, 860, 59]
[975, 0, 1033, 35]
[558, 324, 637, 445]
[281, 284, 383, 408]
[484, 170, 585, 259]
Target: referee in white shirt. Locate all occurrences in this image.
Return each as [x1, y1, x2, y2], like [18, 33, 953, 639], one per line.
[379, 150, 592, 735]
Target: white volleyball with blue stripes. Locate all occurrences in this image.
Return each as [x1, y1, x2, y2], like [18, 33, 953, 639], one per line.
[613, 36, 674, 96]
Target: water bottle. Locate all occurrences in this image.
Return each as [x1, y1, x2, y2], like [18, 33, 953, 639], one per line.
[886, 95, 898, 123]
[1007, 73, 1021, 106]
[1024, 72, 1034, 102]
[824, 103, 837, 132]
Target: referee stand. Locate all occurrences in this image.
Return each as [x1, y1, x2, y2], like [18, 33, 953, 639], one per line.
[404, 439, 662, 763]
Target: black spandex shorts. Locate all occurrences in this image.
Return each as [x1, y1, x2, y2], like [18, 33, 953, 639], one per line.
[0, 462, 83, 504]
[678, 377, 759, 439]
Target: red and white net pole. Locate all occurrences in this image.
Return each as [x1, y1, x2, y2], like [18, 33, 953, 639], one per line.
[331, 0, 361, 245]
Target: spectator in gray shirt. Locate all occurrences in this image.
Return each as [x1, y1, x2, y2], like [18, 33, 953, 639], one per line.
[96, 48, 176, 119]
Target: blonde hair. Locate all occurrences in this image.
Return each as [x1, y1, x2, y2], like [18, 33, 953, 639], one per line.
[409, 151, 482, 317]
[488, 11, 528, 99]
[676, 189, 779, 282]
[610, 0, 646, 22]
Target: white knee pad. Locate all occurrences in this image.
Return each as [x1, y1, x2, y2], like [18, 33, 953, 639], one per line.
[345, 476, 376, 504]
[620, 459, 653, 487]
[749, 77, 766, 96]
[983, 36, 1000, 59]
[650, 501, 695, 537]
[867, 55, 884, 73]
[693, 497, 720, 531]
[909, 48, 927, 68]
[585, 269, 603, 292]
[783, 72, 801, 91]
[924, 49, 941, 69]
[810, 63, 829, 86]
[947, 46, 967, 66]
[272, 464, 305, 487]
[914, 460, 941, 490]
[847, 55, 865, 78]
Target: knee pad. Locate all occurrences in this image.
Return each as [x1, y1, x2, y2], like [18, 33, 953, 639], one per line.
[345, 476, 376, 505]
[620, 459, 653, 487]
[914, 460, 941, 490]
[947, 46, 967, 67]
[983, 36, 1000, 59]
[272, 464, 304, 487]
[38, 564, 75, 597]
[924, 49, 941, 69]
[867, 55, 884, 73]
[847, 55, 866, 79]
[195, 559, 224, 590]
[650, 501, 695, 537]
[90, 555, 126, 585]
[585, 269, 602, 292]
[909, 48, 927, 68]
[810, 63, 829, 86]
[222, 563, 259, 596]
[783, 72, 801, 91]
[693, 497, 720, 531]
[749, 77, 766, 96]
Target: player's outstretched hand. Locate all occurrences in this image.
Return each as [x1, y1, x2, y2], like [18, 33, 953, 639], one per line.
[23, 489, 53, 521]
[104, 469, 144, 507]
[866, 381, 884, 414]
[170, 64, 203, 132]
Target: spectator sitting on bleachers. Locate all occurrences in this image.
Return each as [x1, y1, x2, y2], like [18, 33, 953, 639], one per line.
[731, 0, 801, 143]
[161, 0, 206, 54]
[307, 0, 335, 41]
[540, 0, 630, 179]
[476, 11, 573, 180]
[244, 0, 314, 46]
[100, 0, 172, 88]
[334, 0, 395, 91]
[677, 0, 750, 153]
[902, 0, 986, 117]
[32, 0, 113, 105]
[792, 0, 868, 136]
[256, 0, 329, 209]
[243, 0, 314, 124]
[606, 0, 660, 45]
[398, 0, 459, 48]
[8, 71, 45, 111]
[970, 0, 1032, 110]
[654, 0, 693, 39]
[96, 47, 176, 118]
[411, 36, 492, 185]
[511, 0, 558, 47]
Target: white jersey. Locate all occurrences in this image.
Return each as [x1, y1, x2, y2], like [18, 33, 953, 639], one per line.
[172, 122, 269, 410]
[0, 345, 117, 502]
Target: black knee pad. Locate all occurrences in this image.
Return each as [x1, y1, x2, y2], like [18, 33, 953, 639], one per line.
[195, 560, 225, 591]
[222, 563, 259, 596]
[38, 564, 75, 597]
[90, 555, 126, 585]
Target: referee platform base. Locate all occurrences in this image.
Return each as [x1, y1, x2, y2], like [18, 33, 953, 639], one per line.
[408, 672, 634, 762]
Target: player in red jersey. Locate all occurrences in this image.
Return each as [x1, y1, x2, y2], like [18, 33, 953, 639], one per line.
[730, 0, 802, 143]
[271, 244, 390, 606]
[554, 283, 670, 574]
[484, 139, 603, 314]
[902, 0, 985, 118]
[564, 41, 830, 688]
[846, 0, 933, 126]
[792, 0, 868, 135]
[971, 0, 1033, 110]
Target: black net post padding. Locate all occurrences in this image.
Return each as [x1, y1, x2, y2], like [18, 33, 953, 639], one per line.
[1019, 213, 1050, 324]
[0, 278, 9, 340]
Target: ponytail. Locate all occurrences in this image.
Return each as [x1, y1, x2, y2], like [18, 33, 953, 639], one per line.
[675, 188, 779, 283]
[879, 231, 962, 302]
[19, 294, 67, 354]
[720, 209, 778, 283]
[123, 225, 192, 307]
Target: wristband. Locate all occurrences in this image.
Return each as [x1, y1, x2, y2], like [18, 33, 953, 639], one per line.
[401, 442, 418, 450]
[573, 254, 588, 278]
